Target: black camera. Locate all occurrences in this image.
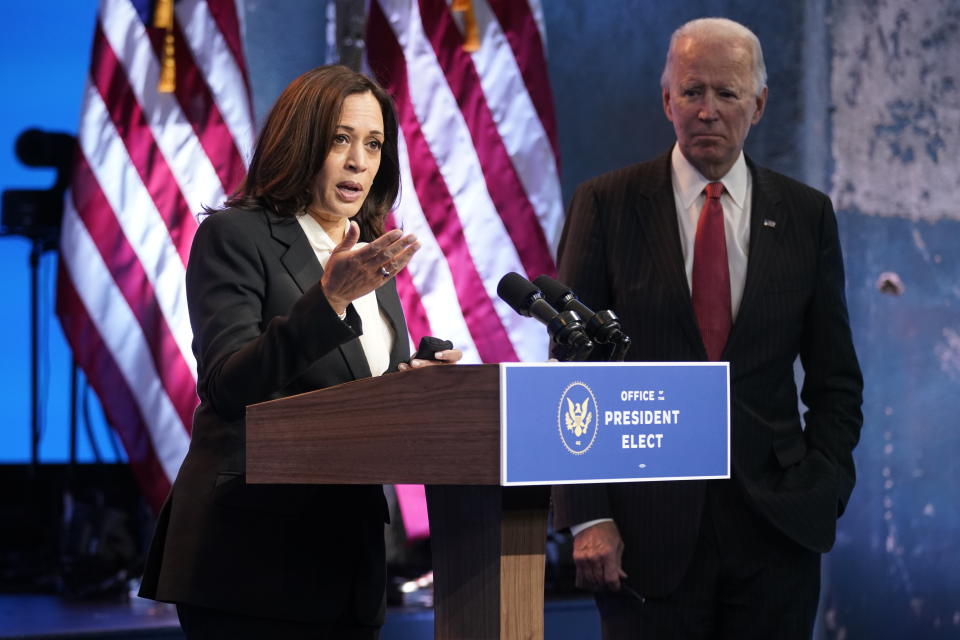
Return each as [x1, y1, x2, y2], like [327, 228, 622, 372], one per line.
[1, 128, 76, 246]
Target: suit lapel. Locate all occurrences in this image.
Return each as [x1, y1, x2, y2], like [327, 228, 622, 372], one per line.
[266, 211, 372, 379]
[375, 281, 409, 369]
[723, 162, 787, 358]
[634, 153, 705, 355]
[269, 212, 324, 294]
[339, 306, 372, 379]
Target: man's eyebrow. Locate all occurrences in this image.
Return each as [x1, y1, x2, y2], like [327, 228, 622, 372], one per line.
[336, 124, 384, 136]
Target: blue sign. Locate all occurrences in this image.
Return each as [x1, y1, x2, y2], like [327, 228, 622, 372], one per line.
[500, 362, 729, 485]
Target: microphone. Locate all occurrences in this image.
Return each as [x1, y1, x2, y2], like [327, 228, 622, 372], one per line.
[496, 273, 593, 359]
[533, 275, 632, 361]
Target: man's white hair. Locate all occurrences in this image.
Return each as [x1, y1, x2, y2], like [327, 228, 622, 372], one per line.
[660, 17, 768, 96]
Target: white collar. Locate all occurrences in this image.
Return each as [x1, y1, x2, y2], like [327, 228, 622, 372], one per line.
[671, 143, 748, 210]
[296, 213, 348, 253]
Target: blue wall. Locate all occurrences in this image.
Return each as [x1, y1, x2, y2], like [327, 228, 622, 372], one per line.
[827, 0, 960, 635]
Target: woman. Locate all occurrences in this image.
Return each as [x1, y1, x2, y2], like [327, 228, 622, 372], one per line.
[139, 66, 459, 638]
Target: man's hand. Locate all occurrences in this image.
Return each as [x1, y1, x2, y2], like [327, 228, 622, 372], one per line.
[573, 520, 627, 591]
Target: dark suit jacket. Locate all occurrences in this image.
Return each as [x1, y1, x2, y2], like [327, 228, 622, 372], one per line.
[551, 150, 863, 597]
[139, 207, 409, 624]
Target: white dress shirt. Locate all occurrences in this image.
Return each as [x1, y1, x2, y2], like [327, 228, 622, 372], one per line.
[670, 143, 752, 320]
[570, 145, 753, 538]
[296, 214, 395, 376]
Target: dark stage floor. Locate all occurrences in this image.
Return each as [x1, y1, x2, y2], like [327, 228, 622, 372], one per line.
[0, 594, 600, 639]
[0, 594, 179, 639]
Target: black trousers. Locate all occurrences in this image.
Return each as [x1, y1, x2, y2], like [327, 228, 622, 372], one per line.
[176, 603, 380, 640]
[596, 480, 821, 639]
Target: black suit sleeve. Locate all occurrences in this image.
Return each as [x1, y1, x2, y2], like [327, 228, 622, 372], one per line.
[798, 198, 864, 515]
[555, 182, 614, 311]
[551, 182, 616, 530]
[187, 212, 357, 421]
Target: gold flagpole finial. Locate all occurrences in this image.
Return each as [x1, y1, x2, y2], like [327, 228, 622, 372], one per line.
[451, 0, 480, 52]
[154, 0, 176, 93]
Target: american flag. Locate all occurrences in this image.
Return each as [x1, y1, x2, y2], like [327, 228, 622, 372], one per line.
[56, 0, 561, 514]
[367, 0, 562, 539]
[367, 0, 563, 365]
[56, 0, 254, 511]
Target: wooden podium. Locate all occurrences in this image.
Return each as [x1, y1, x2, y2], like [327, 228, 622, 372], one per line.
[245, 364, 549, 640]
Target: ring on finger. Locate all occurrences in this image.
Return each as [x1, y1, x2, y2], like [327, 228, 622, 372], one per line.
[379, 266, 391, 278]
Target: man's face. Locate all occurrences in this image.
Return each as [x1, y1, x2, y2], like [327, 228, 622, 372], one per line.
[662, 36, 767, 180]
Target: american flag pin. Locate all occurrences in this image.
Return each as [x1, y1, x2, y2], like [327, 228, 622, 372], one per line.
[763, 219, 777, 228]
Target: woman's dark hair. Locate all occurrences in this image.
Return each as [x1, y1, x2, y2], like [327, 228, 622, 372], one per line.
[222, 65, 400, 241]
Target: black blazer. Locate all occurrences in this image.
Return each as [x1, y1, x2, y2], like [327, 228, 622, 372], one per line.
[551, 151, 863, 596]
[139, 207, 409, 624]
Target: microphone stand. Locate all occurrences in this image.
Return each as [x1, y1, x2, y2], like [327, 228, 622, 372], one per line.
[582, 309, 631, 362]
[610, 334, 632, 362]
[30, 239, 41, 474]
[548, 310, 594, 362]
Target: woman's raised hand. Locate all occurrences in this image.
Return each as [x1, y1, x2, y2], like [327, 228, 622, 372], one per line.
[321, 222, 420, 314]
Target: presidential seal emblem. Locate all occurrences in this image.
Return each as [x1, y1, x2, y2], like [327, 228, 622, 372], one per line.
[557, 381, 599, 455]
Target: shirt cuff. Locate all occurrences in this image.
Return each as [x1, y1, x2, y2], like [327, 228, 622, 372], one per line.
[569, 518, 614, 537]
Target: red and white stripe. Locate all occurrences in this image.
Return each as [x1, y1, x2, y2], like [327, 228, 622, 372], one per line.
[57, 0, 253, 511]
[368, 0, 563, 365]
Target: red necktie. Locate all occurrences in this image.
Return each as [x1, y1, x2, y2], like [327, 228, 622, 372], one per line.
[692, 182, 731, 361]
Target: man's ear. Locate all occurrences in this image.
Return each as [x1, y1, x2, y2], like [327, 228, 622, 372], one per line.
[752, 86, 768, 124]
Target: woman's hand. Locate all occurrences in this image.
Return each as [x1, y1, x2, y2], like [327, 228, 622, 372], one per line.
[397, 349, 463, 371]
[321, 222, 419, 314]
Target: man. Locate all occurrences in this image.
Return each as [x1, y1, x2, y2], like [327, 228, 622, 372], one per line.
[551, 18, 863, 639]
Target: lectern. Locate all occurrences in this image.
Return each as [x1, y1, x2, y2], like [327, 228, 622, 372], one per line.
[245, 364, 547, 640]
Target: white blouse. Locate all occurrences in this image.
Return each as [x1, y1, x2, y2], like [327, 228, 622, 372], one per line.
[296, 214, 395, 376]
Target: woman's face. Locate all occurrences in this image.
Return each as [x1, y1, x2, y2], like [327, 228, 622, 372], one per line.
[308, 91, 384, 233]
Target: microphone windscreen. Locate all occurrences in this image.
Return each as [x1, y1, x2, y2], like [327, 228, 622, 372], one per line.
[532, 275, 573, 309]
[497, 272, 540, 316]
